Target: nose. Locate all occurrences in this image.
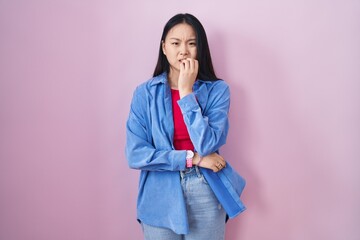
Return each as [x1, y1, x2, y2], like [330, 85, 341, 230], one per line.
[179, 43, 189, 57]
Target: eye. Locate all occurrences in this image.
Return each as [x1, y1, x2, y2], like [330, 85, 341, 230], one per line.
[189, 42, 196, 46]
[171, 42, 179, 46]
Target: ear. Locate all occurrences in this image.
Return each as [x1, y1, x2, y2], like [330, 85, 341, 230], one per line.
[162, 40, 166, 55]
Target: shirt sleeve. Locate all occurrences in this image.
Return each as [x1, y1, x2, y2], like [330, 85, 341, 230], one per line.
[177, 80, 230, 157]
[125, 86, 187, 171]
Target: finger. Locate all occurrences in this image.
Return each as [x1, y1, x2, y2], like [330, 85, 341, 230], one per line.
[220, 159, 225, 166]
[180, 60, 185, 71]
[215, 162, 223, 170]
[216, 161, 226, 170]
[218, 156, 226, 166]
[186, 58, 195, 72]
[182, 59, 190, 71]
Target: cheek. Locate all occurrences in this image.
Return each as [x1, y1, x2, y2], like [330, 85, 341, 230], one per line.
[192, 49, 197, 59]
[165, 49, 177, 58]
[165, 53, 179, 65]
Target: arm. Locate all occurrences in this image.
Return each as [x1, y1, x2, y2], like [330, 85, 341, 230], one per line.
[178, 81, 230, 157]
[177, 59, 229, 171]
[125, 86, 187, 171]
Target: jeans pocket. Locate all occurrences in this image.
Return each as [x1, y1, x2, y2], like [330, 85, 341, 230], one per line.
[200, 174, 209, 185]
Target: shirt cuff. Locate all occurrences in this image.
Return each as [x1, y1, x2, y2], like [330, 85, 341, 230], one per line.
[177, 93, 198, 114]
[170, 150, 187, 171]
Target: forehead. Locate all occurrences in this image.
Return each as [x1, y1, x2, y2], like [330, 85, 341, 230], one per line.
[166, 23, 196, 40]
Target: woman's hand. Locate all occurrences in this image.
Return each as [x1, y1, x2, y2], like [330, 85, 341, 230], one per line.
[193, 152, 226, 172]
[178, 58, 199, 98]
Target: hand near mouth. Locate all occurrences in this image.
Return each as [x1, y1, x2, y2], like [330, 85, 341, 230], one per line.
[178, 58, 199, 98]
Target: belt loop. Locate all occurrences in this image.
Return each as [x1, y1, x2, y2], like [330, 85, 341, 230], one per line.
[180, 170, 185, 179]
[195, 166, 201, 178]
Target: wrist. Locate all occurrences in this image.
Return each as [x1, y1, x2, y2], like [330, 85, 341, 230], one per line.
[179, 88, 192, 98]
[192, 153, 201, 165]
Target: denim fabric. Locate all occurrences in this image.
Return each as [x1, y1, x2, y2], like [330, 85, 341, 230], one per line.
[126, 72, 231, 234]
[142, 223, 182, 240]
[181, 167, 226, 240]
[142, 167, 226, 240]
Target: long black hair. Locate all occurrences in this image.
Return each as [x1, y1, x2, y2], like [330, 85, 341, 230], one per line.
[153, 13, 219, 81]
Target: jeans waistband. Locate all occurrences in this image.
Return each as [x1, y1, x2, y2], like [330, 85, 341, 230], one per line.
[180, 166, 202, 179]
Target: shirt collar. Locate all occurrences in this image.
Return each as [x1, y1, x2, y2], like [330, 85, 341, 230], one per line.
[149, 72, 167, 86]
[150, 72, 213, 86]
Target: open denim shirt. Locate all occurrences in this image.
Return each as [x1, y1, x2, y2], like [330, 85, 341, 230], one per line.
[125, 72, 246, 234]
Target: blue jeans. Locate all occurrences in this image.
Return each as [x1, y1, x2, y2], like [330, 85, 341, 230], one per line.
[142, 166, 226, 240]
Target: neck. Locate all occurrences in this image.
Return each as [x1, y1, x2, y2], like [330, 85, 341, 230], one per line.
[167, 67, 179, 89]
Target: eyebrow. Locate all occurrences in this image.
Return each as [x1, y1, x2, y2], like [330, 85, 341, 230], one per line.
[169, 38, 196, 42]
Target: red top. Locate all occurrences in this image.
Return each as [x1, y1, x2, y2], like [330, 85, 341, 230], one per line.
[171, 89, 195, 151]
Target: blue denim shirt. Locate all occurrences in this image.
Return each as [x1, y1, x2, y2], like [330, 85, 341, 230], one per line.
[126, 72, 244, 234]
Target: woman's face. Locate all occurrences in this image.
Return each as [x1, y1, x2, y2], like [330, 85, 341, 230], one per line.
[162, 23, 197, 72]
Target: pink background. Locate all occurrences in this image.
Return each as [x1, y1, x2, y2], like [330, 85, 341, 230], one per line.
[1, 0, 359, 239]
